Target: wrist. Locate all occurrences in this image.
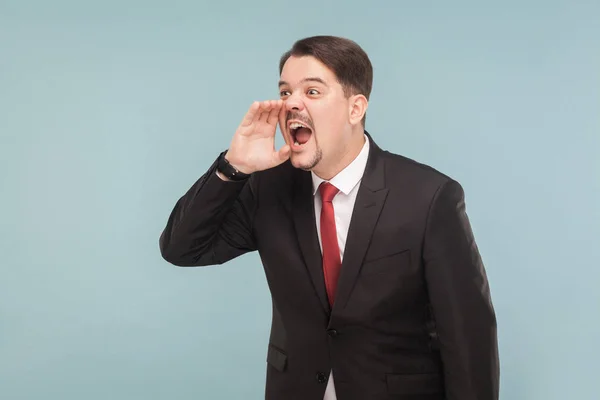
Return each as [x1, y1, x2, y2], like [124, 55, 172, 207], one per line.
[223, 152, 252, 174]
[218, 151, 252, 181]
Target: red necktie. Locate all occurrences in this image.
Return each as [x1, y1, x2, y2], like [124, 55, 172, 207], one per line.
[319, 182, 341, 307]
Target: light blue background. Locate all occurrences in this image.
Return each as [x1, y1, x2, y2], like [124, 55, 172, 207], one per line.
[1, 1, 599, 399]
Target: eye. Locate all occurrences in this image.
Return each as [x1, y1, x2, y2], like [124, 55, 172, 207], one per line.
[307, 89, 319, 95]
[279, 90, 291, 97]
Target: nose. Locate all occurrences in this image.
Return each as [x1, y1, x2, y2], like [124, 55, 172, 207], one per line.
[284, 91, 305, 112]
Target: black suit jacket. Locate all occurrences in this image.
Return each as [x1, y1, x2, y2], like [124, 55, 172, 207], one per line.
[159, 133, 499, 400]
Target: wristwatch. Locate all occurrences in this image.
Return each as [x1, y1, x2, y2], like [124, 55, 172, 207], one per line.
[217, 152, 251, 181]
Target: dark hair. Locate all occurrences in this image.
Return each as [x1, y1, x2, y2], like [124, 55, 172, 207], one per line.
[279, 35, 373, 125]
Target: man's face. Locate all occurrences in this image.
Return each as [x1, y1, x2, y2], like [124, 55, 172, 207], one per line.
[278, 55, 352, 174]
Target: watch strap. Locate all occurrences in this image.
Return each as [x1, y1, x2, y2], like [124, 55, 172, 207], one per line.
[217, 152, 251, 181]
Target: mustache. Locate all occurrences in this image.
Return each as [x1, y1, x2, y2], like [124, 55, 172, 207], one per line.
[285, 111, 314, 131]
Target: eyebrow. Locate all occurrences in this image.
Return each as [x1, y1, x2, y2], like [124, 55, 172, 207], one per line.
[278, 77, 328, 87]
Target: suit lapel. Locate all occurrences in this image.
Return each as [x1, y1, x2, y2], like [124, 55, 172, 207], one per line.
[292, 169, 331, 314]
[333, 135, 388, 313]
[290, 133, 388, 316]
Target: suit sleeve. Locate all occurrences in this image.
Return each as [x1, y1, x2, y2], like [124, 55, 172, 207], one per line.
[159, 152, 258, 267]
[422, 179, 500, 400]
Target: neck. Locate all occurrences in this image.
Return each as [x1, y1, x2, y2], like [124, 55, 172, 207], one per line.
[313, 129, 366, 181]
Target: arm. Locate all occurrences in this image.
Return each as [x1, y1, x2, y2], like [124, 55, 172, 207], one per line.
[159, 152, 258, 267]
[423, 179, 500, 400]
[159, 99, 289, 267]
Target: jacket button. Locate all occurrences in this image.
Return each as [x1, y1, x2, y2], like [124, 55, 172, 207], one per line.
[316, 372, 327, 383]
[327, 329, 338, 337]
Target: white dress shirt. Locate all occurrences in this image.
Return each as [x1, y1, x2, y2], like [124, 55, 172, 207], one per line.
[310, 134, 370, 400]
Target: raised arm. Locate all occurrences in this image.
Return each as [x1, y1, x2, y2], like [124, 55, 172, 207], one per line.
[159, 156, 258, 266]
[159, 100, 290, 267]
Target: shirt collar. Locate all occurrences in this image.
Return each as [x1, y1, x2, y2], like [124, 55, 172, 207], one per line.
[311, 134, 370, 196]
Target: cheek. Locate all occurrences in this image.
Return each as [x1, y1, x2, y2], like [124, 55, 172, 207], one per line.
[310, 102, 346, 139]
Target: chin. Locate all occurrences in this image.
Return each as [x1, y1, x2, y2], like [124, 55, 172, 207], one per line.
[290, 148, 322, 171]
[291, 160, 314, 171]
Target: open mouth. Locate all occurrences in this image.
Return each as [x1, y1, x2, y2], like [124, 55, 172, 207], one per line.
[288, 121, 313, 147]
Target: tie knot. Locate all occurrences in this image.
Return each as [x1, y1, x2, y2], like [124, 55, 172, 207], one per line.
[319, 182, 339, 203]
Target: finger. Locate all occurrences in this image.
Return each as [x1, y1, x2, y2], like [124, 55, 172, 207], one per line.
[240, 101, 261, 127]
[267, 100, 282, 126]
[277, 102, 288, 141]
[258, 100, 272, 124]
[278, 100, 287, 124]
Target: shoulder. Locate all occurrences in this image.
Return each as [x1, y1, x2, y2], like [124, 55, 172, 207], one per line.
[371, 144, 468, 213]
[375, 149, 469, 227]
[379, 147, 459, 188]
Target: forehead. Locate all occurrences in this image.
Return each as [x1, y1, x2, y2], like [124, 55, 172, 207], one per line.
[279, 55, 338, 87]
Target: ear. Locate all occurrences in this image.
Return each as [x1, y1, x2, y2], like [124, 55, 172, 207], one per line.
[348, 94, 368, 125]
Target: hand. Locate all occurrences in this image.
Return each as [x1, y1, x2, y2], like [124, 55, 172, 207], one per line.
[224, 100, 290, 174]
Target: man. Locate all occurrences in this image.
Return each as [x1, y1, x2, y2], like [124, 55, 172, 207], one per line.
[159, 35, 499, 400]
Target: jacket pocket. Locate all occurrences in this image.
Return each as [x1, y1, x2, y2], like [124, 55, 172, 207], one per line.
[386, 373, 443, 395]
[361, 248, 411, 276]
[266, 344, 287, 372]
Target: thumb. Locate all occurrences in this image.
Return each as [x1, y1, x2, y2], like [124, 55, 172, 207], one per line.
[272, 144, 291, 166]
